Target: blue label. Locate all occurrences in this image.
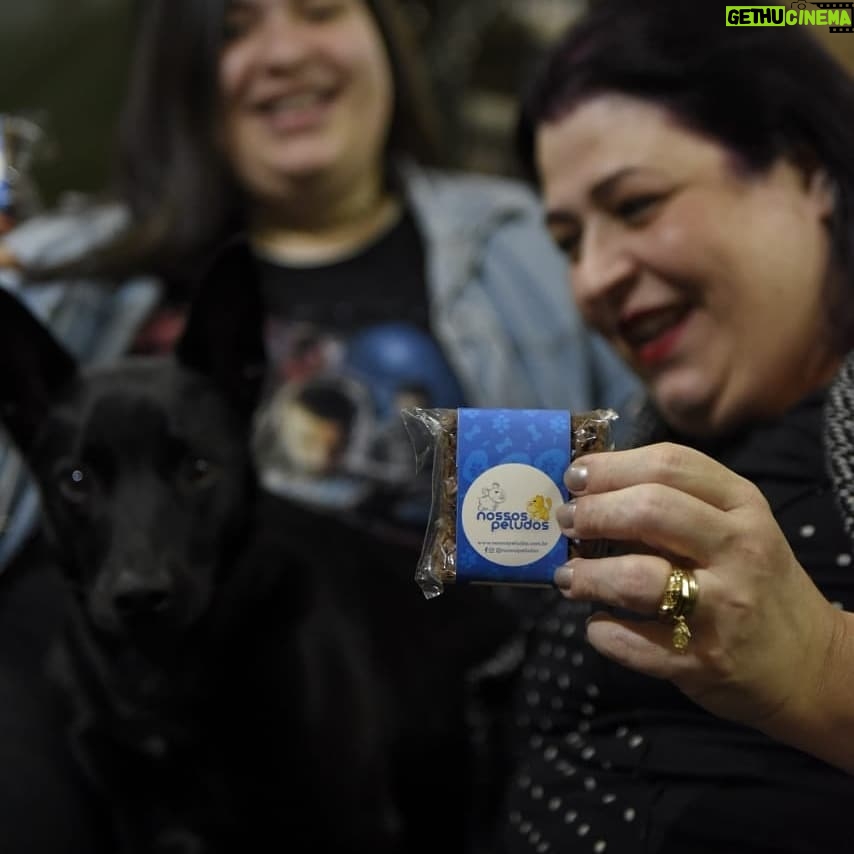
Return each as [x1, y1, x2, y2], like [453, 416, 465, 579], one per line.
[456, 409, 571, 584]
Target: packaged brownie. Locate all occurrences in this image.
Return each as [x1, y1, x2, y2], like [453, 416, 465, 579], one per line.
[401, 408, 618, 599]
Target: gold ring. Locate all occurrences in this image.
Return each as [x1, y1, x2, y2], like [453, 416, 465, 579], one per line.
[657, 567, 699, 653]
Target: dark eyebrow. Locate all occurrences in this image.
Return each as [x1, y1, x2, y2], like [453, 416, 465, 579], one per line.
[545, 166, 652, 226]
[590, 167, 643, 204]
[544, 208, 575, 226]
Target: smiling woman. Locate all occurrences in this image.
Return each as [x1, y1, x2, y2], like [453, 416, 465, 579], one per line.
[536, 93, 837, 437]
[488, 0, 854, 852]
[217, 0, 397, 241]
[0, 0, 642, 851]
[0, 0, 640, 563]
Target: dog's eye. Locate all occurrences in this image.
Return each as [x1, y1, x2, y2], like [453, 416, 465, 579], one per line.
[179, 456, 220, 490]
[56, 465, 92, 505]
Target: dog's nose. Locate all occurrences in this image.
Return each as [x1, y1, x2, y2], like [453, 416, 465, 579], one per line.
[112, 569, 174, 617]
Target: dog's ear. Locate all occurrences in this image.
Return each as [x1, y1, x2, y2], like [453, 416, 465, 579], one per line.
[0, 288, 78, 450]
[175, 237, 267, 417]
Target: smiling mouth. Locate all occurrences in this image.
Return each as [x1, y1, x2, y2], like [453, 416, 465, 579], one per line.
[620, 305, 691, 365]
[257, 90, 334, 117]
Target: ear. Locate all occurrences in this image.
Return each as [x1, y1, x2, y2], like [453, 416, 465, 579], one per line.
[175, 237, 267, 417]
[786, 147, 836, 223]
[0, 287, 78, 451]
[808, 167, 836, 223]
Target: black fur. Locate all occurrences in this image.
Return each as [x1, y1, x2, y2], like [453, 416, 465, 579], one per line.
[0, 249, 516, 853]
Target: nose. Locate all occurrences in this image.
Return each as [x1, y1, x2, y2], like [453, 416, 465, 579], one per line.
[572, 225, 638, 312]
[253, 6, 311, 69]
[112, 568, 174, 617]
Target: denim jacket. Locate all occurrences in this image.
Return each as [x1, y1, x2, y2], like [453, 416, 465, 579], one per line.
[402, 161, 641, 419]
[0, 205, 161, 567]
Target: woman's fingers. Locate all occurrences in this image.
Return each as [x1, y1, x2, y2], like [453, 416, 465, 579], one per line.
[557, 442, 771, 564]
[569, 442, 758, 511]
[583, 611, 695, 680]
[547, 443, 853, 734]
[556, 552, 679, 617]
[561, 481, 738, 564]
[559, 523, 834, 727]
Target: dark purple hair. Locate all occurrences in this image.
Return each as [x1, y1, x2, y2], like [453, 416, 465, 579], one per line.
[517, 0, 854, 351]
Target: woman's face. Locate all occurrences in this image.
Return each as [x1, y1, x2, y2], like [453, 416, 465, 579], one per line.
[536, 94, 838, 436]
[218, 0, 393, 205]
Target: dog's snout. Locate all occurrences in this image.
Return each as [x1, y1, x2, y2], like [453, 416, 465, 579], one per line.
[112, 568, 174, 617]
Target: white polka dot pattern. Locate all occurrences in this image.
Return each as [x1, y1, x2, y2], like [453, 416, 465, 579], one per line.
[496, 375, 854, 852]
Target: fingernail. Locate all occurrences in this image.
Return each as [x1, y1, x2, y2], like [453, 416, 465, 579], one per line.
[555, 499, 576, 530]
[565, 463, 588, 493]
[554, 564, 573, 589]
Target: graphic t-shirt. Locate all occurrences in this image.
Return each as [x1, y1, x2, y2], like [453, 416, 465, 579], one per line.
[252, 211, 467, 543]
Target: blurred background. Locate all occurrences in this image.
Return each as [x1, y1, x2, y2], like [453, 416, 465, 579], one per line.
[1, 0, 853, 213]
[0, 0, 136, 211]
[0, 0, 587, 213]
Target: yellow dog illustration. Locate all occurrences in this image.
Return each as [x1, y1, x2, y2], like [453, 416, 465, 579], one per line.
[526, 494, 552, 522]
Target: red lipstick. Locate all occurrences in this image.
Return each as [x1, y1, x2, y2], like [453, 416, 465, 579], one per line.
[635, 318, 687, 367]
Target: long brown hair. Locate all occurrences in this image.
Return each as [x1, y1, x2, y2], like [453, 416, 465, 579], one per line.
[37, 0, 447, 289]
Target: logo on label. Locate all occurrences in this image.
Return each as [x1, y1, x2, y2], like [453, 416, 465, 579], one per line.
[461, 463, 564, 567]
[476, 482, 507, 512]
[526, 494, 553, 522]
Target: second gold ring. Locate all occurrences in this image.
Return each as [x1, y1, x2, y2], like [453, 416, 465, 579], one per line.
[657, 567, 699, 652]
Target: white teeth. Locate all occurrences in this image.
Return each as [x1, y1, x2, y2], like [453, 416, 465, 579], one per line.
[624, 307, 686, 345]
[268, 92, 323, 111]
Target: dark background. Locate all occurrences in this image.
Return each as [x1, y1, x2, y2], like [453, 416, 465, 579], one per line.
[0, 0, 584, 211]
[3, 0, 852, 213]
[0, 0, 136, 209]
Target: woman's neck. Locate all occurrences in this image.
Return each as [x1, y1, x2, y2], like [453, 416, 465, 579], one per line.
[249, 177, 401, 265]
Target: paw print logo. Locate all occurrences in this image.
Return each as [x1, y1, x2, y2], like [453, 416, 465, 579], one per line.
[534, 448, 567, 482]
[491, 412, 510, 433]
[461, 449, 489, 482]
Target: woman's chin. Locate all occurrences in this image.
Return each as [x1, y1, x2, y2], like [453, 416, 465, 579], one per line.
[650, 381, 718, 438]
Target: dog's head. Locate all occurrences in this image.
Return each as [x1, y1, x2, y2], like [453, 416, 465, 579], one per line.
[0, 241, 267, 641]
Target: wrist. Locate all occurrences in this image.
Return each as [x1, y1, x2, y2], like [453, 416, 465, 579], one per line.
[762, 603, 854, 772]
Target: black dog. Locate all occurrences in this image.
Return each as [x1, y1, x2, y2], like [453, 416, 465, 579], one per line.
[0, 251, 517, 853]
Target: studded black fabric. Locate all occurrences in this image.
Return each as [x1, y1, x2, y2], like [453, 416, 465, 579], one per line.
[498, 384, 854, 854]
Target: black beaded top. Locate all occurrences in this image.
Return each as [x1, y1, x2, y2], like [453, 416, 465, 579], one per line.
[499, 391, 854, 854]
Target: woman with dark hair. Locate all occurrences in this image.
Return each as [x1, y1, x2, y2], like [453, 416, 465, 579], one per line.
[108, 0, 447, 281]
[493, 1, 854, 852]
[0, 2, 639, 852]
[0, 0, 639, 563]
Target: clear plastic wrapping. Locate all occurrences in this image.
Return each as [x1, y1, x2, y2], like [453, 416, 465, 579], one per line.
[402, 408, 618, 598]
